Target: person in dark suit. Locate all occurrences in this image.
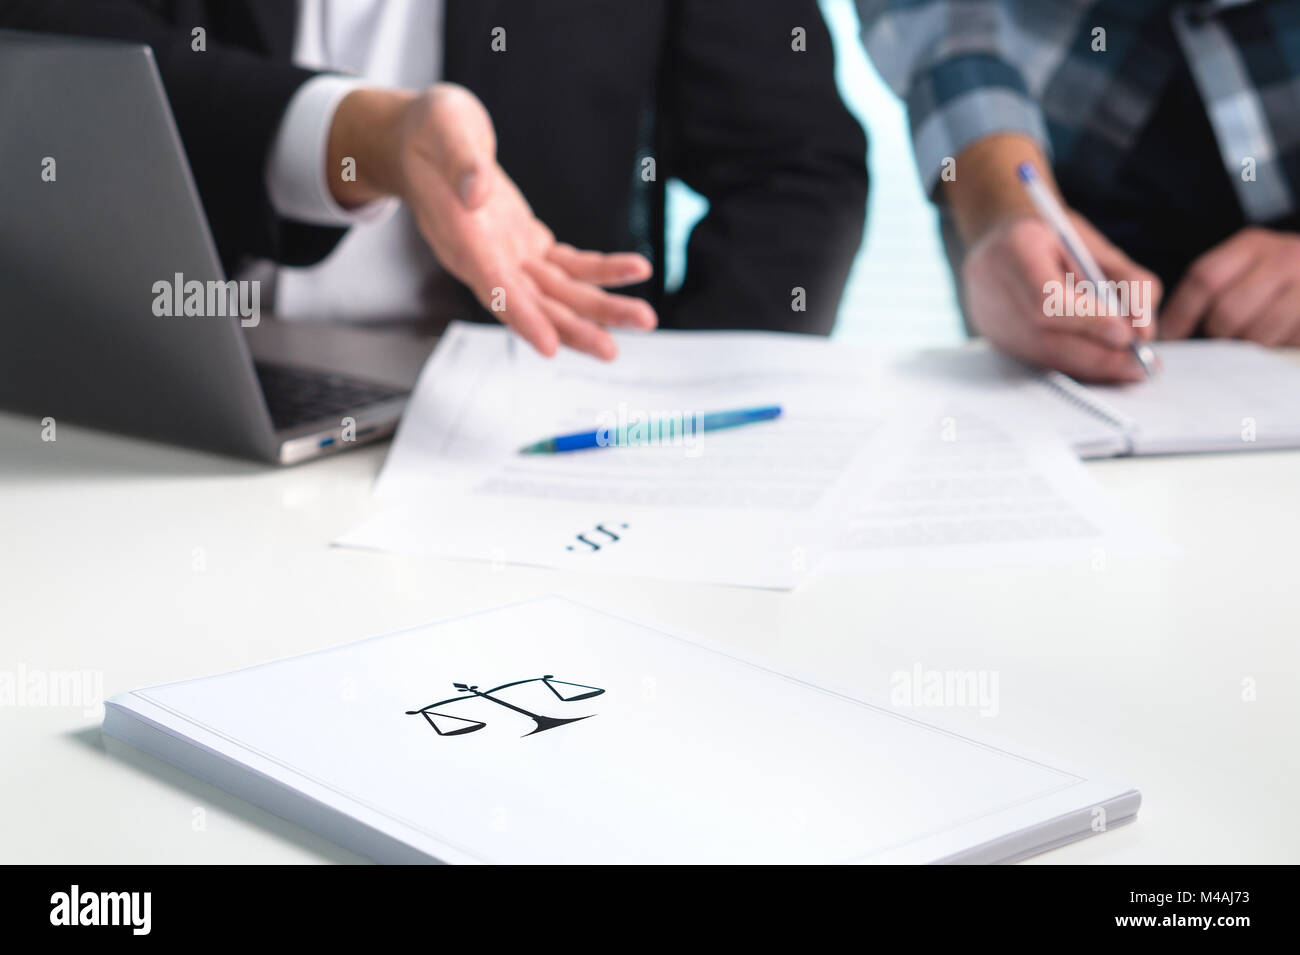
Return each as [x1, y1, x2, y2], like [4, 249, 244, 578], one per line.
[0, 1, 867, 358]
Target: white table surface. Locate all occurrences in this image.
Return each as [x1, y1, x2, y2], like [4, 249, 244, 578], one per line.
[2, 380, 1298, 865]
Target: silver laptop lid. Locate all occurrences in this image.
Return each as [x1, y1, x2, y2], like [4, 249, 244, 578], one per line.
[0, 30, 279, 460]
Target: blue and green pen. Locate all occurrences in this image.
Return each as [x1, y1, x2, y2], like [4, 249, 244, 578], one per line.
[519, 405, 782, 454]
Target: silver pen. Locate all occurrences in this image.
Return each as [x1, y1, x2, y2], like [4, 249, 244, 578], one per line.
[1017, 162, 1157, 378]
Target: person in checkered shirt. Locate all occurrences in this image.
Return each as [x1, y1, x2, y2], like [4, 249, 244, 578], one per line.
[859, 0, 1300, 381]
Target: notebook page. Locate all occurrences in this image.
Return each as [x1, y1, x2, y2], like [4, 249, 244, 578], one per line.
[1076, 341, 1300, 455]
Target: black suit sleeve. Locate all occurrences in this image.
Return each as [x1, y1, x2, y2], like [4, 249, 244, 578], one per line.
[0, 0, 345, 271]
[660, 0, 868, 334]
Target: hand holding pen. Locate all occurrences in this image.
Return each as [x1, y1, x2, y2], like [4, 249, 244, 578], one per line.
[939, 135, 1162, 384]
[1017, 163, 1158, 379]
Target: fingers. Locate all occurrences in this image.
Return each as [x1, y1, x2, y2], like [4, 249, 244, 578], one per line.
[1027, 269, 1140, 348]
[517, 270, 619, 360]
[1033, 304, 1138, 347]
[523, 259, 657, 329]
[473, 267, 559, 357]
[491, 257, 653, 361]
[980, 277, 1145, 383]
[536, 297, 619, 361]
[1036, 329, 1148, 383]
[1097, 258, 1162, 339]
[985, 217, 1138, 348]
[1201, 256, 1288, 339]
[470, 266, 628, 362]
[1068, 213, 1162, 337]
[1240, 282, 1300, 347]
[965, 225, 1147, 384]
[546, 243, 653, 288]
[1160, 233, 1256, 340]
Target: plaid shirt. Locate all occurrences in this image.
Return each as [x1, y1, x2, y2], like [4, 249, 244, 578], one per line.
[858, 0, 1300, 222]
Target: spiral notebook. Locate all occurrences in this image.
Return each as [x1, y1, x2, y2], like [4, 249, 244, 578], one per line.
[102, 596, 1139, 864]
[897, 341, 1300, 459]
[1042, 341, 1300, 457]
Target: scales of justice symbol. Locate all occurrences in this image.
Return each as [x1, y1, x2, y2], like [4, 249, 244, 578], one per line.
[406, 676, 605, 737]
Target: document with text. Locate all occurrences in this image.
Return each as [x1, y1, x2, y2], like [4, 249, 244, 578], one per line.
[338, 322, 907, 588]
[339, 324, 1168, 585]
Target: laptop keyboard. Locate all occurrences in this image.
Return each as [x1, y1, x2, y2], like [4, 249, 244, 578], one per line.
[255, 362, 408, 432]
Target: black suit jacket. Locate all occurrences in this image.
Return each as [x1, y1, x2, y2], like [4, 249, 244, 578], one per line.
[1, 0, 868, 333]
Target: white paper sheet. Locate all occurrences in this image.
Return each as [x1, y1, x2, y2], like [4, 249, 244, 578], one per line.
[884, 347, 1129, 458]
[818, 407, 1171, 573]
[105, 597, 1139, 864]
[338, 322, 906, 588]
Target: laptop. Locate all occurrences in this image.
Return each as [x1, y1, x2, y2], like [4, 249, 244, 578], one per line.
[0, 30, 419, 464]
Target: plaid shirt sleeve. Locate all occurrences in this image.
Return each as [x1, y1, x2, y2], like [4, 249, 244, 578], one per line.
[856, 0, 1056, 194]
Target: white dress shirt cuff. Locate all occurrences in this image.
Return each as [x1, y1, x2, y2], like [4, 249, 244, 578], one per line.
[266, 75, 400, 227]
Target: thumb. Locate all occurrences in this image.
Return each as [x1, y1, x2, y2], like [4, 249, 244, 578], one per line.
[428, 84, 497, 209]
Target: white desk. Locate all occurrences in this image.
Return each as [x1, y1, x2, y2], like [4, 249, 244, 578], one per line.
[2, 388, 1298, 864]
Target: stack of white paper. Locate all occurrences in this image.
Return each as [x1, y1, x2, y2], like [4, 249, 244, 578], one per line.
[103, 597, 1140, 864]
